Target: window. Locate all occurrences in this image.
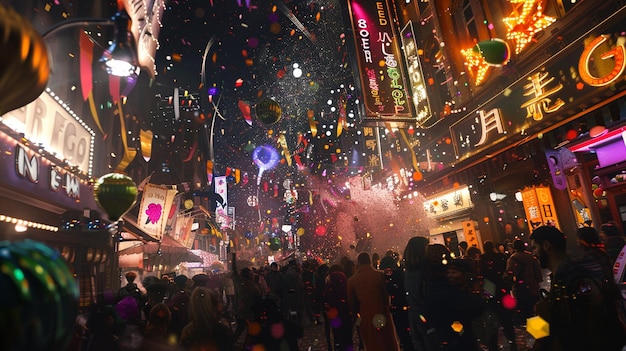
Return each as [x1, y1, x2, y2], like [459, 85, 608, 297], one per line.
[463, 0, 479, 43]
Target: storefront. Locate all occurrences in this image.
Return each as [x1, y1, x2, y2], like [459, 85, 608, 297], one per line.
[422, 185, 480, 255]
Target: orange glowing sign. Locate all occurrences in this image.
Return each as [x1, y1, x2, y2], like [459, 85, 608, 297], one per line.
[503, 0, 556, 54]
[578, 34, 626, 87]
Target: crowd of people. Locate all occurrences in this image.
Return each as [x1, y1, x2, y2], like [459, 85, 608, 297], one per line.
[64, 221, 626, 351]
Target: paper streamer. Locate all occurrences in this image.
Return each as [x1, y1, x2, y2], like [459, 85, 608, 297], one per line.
[114, 102, 137, 172]
[109, 75, 121, 103]
[277, 133, 292, 166]
[79, 31, 93, 101]
[174, 87, 180, 120]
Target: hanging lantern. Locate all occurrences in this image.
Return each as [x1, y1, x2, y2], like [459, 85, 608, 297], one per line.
[94, 173, 138, 221]
[255, 98, 282, 125]
[474, 38, 511, 66]
[0, 4, 50, 115]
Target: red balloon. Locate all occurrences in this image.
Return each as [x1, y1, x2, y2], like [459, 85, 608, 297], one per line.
[315, 225, 327, 236]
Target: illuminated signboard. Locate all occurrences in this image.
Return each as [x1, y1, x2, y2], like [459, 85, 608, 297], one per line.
[401, 21, 432, 125]
[347, 0, 414, 123]
[423, 186, 473, 218]
[1, 89, 95, 176]
[450, 25, 626, 163]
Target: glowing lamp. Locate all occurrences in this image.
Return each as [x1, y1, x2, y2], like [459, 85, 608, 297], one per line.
[252, 145, 280, 185]
[526, 316, 549, 339]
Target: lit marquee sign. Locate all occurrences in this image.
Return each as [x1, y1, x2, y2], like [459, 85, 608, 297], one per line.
[423, 186, 473, 218]
[347, 0, 414, 123]
[1, 89, 95, 176]
[450, 27, 626, 163]
[401, 21, 432, 125]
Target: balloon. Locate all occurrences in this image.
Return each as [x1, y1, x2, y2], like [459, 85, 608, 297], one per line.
[0, 4, 50, 115]
[0, 240, 78, 350]
[94, 173, 138, 221]
[255, 98, 282, 125]
[253, 145, 279, 185]
[474, 38, 510, 66]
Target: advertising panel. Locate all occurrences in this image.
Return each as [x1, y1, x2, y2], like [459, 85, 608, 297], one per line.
[347, 0, 414, 123]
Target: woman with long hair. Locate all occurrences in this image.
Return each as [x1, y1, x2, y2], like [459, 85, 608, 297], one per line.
[179, 287, 233, 351]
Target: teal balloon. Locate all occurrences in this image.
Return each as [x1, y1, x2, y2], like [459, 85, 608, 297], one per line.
[94, 173, 138, 221]
[474, 39, 510, 66]
[255, 98, 282, 125]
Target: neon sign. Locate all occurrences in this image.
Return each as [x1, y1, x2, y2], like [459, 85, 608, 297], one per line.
[579, 34, 626, 87]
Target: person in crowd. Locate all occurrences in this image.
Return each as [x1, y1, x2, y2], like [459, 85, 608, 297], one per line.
[301, 260, 318, 323]
[232, 265, 262, 345]
[247, 293, 304, 351]
[142, 281, 169, 324]
[281, 259, 306, 325]
[265, 261, 284, 299]
[372, 252, 380, 269]
[504, 239, 543, 326]
[117, 271, 144, 304]
[436, 259, 486, 351]
[530, 226, 626, 351]
[323, 268, 353, 351]
[380, 255, 416, 351]
[315, 263, 330, 325]
[83, 293, 125, 351]
[221, 272, 236, 322]
[138, 303, 176, 351]
[166, 275, 190, 340]
[480, 240, 516, 351]
[179, 287, 234, 351]
[403, 236, 433, 351]
[458, 241, 468, 259]
[600, 220, 626, 264]
[576, 226, 614, 279]
[343, 258, 356, 279]
[347, 252, 400, 351]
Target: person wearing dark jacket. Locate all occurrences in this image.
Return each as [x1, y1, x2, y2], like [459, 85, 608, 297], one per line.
[504, 239, 543, 325]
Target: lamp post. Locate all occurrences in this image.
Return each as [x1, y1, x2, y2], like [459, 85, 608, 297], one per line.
[41, 10, 140, 77]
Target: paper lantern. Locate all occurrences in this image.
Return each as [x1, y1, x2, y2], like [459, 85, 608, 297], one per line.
[255, 97, 282, 125]
[94, 173, 138, 221]
[474, 38, 511, 66]
[526, 316, 549, 339]
[0, 4, 50, 115]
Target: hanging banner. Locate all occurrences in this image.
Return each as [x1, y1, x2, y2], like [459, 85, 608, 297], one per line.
[521, 185, 561, 231]
[215, 176, 230, 229]
[347, 0, 414, 124]
[462, 220, 479, 248]
[137, 183, 177, 240]
[173, 214, 195, 249]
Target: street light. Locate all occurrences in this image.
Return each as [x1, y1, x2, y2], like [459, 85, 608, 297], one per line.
[41, 10, 139, 77]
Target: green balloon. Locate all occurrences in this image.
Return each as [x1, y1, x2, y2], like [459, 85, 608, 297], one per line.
[474, 39, 510, 66]
[255, 98, 282, 125]
[94, 173, 138, 221]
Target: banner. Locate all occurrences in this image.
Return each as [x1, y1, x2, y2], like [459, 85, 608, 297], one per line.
[173, 214, 195, 249]
[215, 176, 230, 229]
[137, 183, 178, 240]
[347, 0, 414, 123]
